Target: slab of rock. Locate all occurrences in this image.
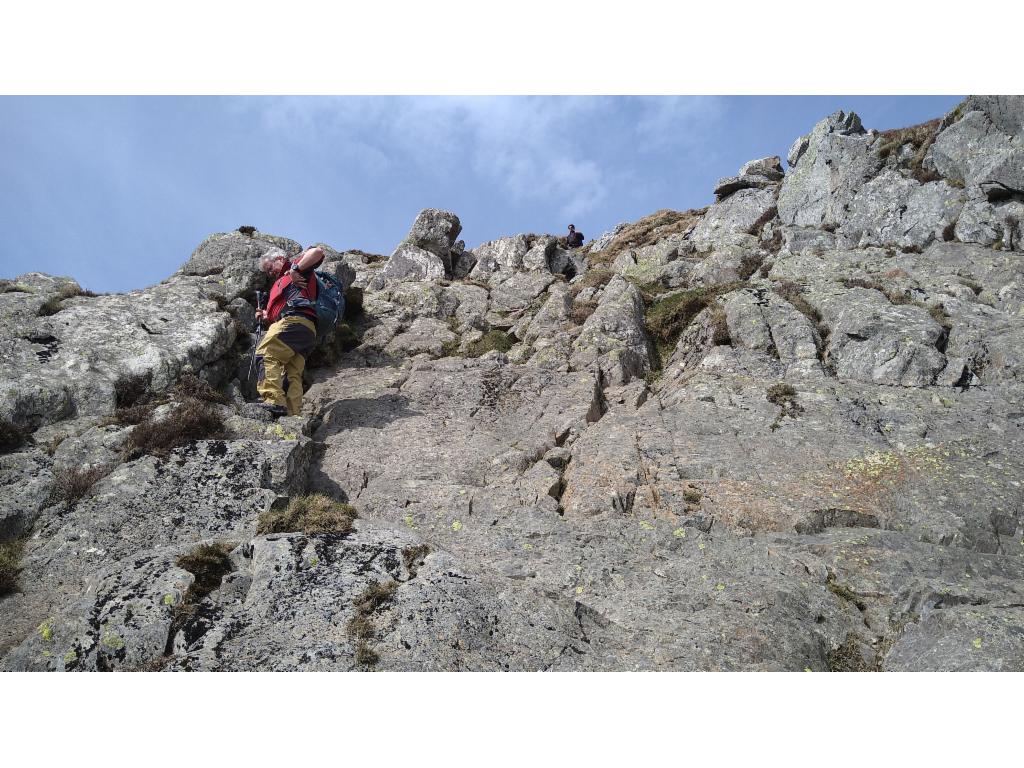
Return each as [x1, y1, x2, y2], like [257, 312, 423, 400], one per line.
[690, 188, 778, 251]
[381, 243, 447, 284]
[570, 276, 654, 384]
[0, 274, 236, 428]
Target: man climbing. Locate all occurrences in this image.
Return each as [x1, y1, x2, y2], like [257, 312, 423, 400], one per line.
[566, 224, 584, 249]
[254, 245, 325, 417]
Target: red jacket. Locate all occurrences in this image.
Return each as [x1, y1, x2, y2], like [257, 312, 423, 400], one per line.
[266, 261, 318, 324]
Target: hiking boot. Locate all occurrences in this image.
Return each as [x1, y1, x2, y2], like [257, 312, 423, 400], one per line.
[256, 402, 289, 418]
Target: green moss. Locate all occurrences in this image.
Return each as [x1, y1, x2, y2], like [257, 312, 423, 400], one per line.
[257, 494, 358, 536]
[644, 282, 740, 364]
[63, 649, 78, 665]
[0, 538, 26, 595]
[464, 330, 513, 358]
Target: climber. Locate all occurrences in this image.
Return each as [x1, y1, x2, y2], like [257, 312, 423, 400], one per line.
[253, 246, 325, 417]
[565, 224, 584, 249]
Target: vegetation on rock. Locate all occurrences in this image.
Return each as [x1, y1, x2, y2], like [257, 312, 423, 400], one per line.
[256, 494, 358, 536]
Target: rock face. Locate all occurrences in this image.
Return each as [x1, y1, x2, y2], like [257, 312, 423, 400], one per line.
[3, 96, 1024, 672]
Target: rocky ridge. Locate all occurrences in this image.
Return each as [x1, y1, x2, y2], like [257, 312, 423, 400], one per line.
[2, 96, 1023, 671]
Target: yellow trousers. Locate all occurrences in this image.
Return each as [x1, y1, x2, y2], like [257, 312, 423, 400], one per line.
[256, 316, 316, 416]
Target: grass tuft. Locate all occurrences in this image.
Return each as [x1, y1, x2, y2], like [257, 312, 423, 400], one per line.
[46, 465, 113, 508]
[174, 374, 229, 405]
[124, 398, 225, 460]
[401, 544, 430, 577]
[115, 372, 153, 409]
[876, 118, 942, 183]
[766, 383, 803, 431]
[36, 284, 97, 317]
[176, 543, 235, 600]
[256, 493, 358, 536]
[347, 579, 399, 668]
[567, 268, 614, 300]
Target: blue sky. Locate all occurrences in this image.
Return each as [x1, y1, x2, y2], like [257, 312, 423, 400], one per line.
[0, 95, 962, 293]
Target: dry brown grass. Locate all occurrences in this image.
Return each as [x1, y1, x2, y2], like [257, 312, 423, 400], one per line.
[767, 383, 804, 431]
[37, 284, 98, 317]
[0, 280, 36, 294]
[586, 208, 706, 266]
[114, 372, 153, 409]
[256, 494, 358, 536]
[402, 544, 430, 577]
[347, 579, 399, 668]
[174, 374, 229, 405]
[877, 118, 942, 183]
[570, 299, 599, 325]
[567, 268, 614, 300]
[176, 542, 235, 599]
[124, 398, 225, 460]
[46, 465, 113, 508]
[826, 634, 872, 672]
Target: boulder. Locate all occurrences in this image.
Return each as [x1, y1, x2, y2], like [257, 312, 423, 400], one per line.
[381, 244, 447, 284]
[398, 208, 463, 271]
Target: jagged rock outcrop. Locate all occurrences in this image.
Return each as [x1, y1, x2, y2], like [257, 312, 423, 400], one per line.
[3, 96, 1024, 672]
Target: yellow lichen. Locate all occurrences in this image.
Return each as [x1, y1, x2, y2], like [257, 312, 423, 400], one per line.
[38, 619, 54, 642]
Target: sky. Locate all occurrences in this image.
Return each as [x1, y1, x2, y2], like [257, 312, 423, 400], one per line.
[0, 95, 963, 293]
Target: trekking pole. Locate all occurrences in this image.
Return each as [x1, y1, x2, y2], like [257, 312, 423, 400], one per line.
[247, 290, 265, 382]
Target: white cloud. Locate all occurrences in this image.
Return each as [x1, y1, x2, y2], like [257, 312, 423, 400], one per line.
[235, 95, 723, 219]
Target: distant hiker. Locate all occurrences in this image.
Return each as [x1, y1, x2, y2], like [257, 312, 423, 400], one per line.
[566, 224, 584, 249]
[254, 246, 325, 417]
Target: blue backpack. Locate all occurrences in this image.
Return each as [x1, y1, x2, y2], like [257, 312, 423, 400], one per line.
[311, 271, 346, 341]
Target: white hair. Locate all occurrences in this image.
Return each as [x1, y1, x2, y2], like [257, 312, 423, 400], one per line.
[259, 249, 287, 268]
